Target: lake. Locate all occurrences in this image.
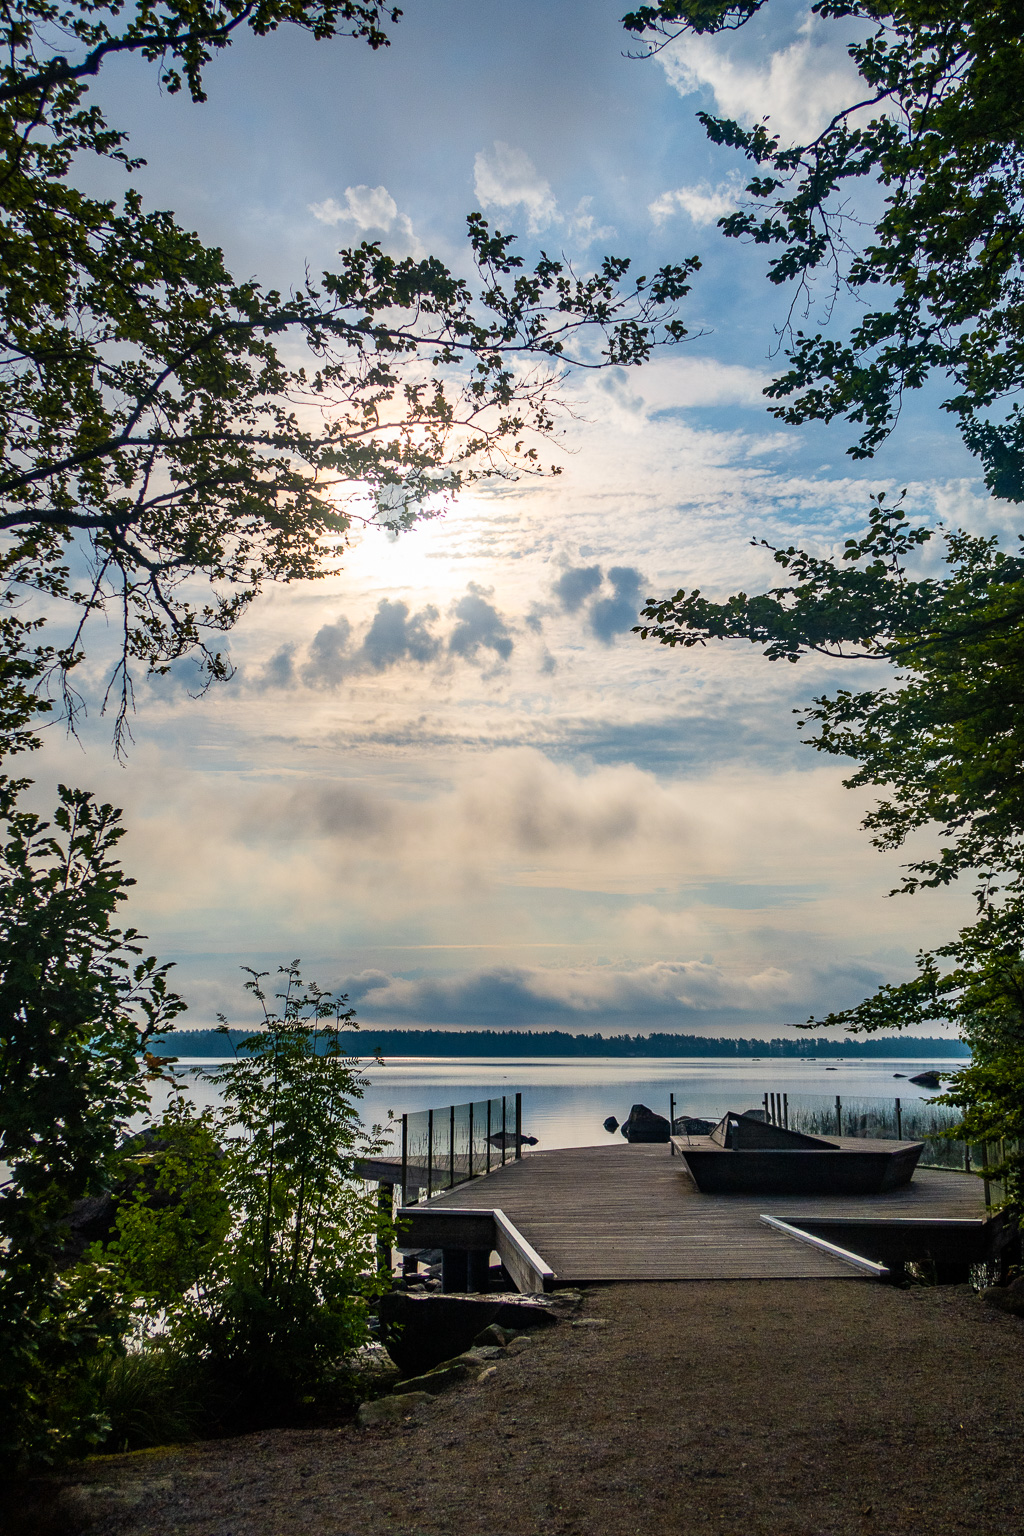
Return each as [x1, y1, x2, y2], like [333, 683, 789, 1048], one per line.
[162, 1053, 960, 1151]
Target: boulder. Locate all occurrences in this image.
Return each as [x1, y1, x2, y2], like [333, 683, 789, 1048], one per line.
[392, 1361, 470, 1394]
[981, 1278, 1024, 1318]
[672, 1116, 716, 1136]
[357, 1391, 435, 1427]
[909, 1070, 943, 1087]
[473, 1322, 511, 1348]
[603, 1116, 619, 1133]
[619, 1103, 671, 1143]
[487, 1131, 539, 1149]
[377, 1290, 561, 1376]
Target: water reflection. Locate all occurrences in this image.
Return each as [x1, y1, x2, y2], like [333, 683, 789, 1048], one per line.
[160, 1054, 959, 1151]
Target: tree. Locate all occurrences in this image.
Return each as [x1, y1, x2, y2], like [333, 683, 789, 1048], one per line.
[638, 495, 1024, 1196]
[626, 0, 1024, 1203]
[639, 495, 1024, 898]
[0, 780, 185, 1468]
[1, 0, 697, 748]
[182, 965, 391, 1428]
[622, 0, 1024, 500]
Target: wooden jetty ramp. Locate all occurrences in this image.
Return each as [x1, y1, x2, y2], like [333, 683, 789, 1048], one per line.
[399, 1143, 988, 1285]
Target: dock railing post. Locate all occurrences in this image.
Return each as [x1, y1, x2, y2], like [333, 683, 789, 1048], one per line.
[487, 1099, 492, 1173]
[501, 1096, 507, 1165]
[515, 1092, 523, 1159]
[468, 1100, 474, 1178]
[427, 1108, 434, 1198]
[895, 1098, 902, 1140]
[401, 1113, 408, 1204]
[835, 1096, 842, 1137]
[669, 1093, 675, 1154]
[764, 1091, 770, 1124]
[449, 1103, 456, 1188]
[376, 1182, 393, 1274]
[783, 1092, 789, 1129]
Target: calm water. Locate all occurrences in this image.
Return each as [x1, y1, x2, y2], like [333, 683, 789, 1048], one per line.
[163, 1054, 961, 1151]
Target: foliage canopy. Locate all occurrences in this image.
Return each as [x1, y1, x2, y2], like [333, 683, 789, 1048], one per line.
[1, 0, 696, 746]
[623, 0, 1024, 500]
[0, 780, 184, 1466]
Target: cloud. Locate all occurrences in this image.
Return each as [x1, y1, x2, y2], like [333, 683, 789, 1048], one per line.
[300, 617, 353, 688]
[332, 955, 877, 1029]
[254, 587, 515, 691]
[362, 598, 441, 671]
[257, 644, 297, 689]
[553, 564, 603, 613]
[473, 141, 558, 233]
[649, 179, 740, 227]
[659, 15, 863, 143]
[309, 184, 399, 230]
[590, 566, 645, 645]
[565, 196, 615, 247]
[448, 583, 514, 663]
[552, 563, 646, 645]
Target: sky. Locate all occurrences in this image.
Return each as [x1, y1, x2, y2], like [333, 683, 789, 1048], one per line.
[33, 0, 1009, 1036]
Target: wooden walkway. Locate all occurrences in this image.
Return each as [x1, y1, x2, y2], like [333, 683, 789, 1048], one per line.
[424, 1143, 987, 1283]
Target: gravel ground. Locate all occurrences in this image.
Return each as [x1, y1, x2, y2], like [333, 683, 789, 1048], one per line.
[53, 1279, 1024, 1536]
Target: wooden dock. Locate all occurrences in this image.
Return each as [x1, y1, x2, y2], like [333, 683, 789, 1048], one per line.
[415, 1143, 987, 1284]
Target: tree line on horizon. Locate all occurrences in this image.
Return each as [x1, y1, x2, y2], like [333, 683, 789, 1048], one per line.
[154, 1027, 970, 1059]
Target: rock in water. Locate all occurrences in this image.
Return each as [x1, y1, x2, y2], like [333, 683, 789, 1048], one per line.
[487, 1130, 539, 1149]
[603, 1115, 619, 1133]
[909, 1070, 942, 1088]
[619, 1103, 671, 1144]
[672, 1116, 715, 1136]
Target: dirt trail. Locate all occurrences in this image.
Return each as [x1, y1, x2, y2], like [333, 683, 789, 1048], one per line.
[63, 1279, 1024, 1536]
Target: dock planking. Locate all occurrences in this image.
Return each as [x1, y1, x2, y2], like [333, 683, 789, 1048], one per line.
[422, 1142, 987, 1284]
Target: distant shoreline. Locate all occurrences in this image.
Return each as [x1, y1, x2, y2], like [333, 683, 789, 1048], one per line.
[149, 1028, 968, 1060]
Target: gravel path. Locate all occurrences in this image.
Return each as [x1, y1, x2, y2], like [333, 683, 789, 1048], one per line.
[62, 1278, 1024, 1536]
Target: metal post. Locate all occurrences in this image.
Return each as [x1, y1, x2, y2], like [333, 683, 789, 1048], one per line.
[401, 1113, 408, 1202]
[376, 1182, 393, 1274]
[449, 1102, 456, 1188]
[487, 1099, 492, 1173]
[427, 1108, 433, 1198]
[964, 1143, 972, 1174]
[982, 1143, 991, 1209]
[501, 1096, 507, 1165]
[835, 1096, 842, 1137]
[670, 1092, 676, 1154]
[468, 1100, 474, 1178]
[764, 1091, 770, 1124]
[783, 1092, 789, 1130]
[515, 1092, 523, 1158]
[895, 1098, 902, 1140]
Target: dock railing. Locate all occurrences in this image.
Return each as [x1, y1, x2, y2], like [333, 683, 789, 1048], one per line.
[400, 1092, 522, 1202]
[670, 1088, 1013, 1205]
